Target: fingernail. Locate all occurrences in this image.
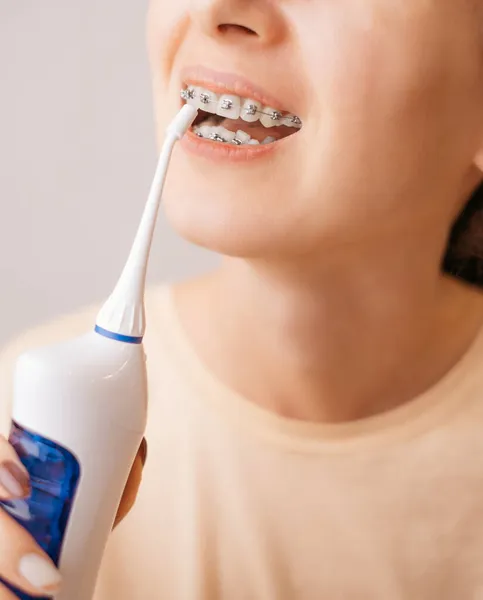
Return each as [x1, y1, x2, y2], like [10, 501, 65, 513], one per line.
[140, 438, 148, 467]
[0, 461, 30, 498]
[18, 554, 62, 591]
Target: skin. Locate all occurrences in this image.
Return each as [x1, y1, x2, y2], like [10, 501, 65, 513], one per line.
[3, 0, 483, 594]
[145, 0, 483, 422]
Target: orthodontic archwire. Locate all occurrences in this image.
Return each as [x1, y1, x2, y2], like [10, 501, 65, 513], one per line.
[180, 88, 302, 126]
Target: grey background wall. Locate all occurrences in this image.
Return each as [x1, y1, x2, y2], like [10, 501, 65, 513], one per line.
[0, 1, 216, 347]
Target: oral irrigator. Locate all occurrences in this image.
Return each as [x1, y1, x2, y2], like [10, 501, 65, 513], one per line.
[0, 104, 198, 600]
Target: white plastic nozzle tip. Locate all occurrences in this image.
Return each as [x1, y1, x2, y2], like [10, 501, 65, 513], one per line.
[167, 105, 198, 140]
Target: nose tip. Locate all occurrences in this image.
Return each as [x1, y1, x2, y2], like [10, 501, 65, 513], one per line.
[190, 0, 286, 45]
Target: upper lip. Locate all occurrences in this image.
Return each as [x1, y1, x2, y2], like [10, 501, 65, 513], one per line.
[179, 65, 297, 114]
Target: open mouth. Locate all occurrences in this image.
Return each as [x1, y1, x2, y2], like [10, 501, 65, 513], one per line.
[180, 85, 302, 146]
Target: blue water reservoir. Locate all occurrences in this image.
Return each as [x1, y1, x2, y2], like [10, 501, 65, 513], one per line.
[0, 421, 81, 599]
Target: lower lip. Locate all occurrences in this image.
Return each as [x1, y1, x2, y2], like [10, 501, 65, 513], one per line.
[180, 129, 279, 163]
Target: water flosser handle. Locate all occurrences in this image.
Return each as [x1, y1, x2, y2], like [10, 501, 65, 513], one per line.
[0, 330, 148, 600]
[0, 420, 144, 600]
[0, 105, 197, 599]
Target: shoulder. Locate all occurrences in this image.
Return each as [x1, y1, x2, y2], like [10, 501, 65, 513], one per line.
[0, 285, 170, 435]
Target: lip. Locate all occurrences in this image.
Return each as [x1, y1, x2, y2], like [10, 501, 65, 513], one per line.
[179, 65, 297, 114]
[177, 65, 301, 162]
[180, 129, 283, 163]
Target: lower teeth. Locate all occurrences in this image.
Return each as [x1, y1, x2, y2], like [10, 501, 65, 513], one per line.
[193, 124, 277, 146]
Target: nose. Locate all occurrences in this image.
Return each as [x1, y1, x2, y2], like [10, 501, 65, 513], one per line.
[190, 0, 286, 46]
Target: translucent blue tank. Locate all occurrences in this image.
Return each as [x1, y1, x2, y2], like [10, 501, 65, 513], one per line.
[0, 421, 81, 599]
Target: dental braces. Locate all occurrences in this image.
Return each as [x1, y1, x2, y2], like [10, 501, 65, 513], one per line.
[209, 133, 226, 142]
[180, 88, 302, 126]
[196, 131, 244, 145]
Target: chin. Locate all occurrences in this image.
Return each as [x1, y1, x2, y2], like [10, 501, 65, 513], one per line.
[161, 147, 356, 260]
[164, 189, 323, 262]
[163, 191, 276, 257]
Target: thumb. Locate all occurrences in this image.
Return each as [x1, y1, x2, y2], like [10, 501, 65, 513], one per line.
[113, 437, 147, 529]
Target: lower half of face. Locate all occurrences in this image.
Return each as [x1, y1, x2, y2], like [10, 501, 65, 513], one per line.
[148, 0, 483, 261]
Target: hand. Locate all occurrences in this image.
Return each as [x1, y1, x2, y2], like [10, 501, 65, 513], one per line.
[114, 437, 147, 528]
[0, 433, 60, 598]
[0, 435, 147, 598]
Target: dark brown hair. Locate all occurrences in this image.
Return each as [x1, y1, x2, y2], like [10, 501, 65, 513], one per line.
[443, 182, 483, 285]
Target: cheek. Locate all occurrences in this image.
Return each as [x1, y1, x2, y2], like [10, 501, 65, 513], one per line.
[147, 1, 190, 143]
[301, 0, 459, 120]
[290, 7, 472, 230]
[301, 6, 473, 178]
[146, 2, 166, 68]
[146, 1, 188, 85]
[302, 17, 417, 124]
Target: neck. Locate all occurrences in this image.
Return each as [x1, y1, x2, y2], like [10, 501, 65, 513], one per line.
[175, 232, 483, 423]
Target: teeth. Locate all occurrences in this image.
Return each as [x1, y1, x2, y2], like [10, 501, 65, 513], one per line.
[193, 124, 267, 146]
[241, 99, 262, 123]
[187, 86, 212, 111]
[248, 139, 260, 145]
[198, 90, 219, 114]
[260, 107, 282, 128]
[181, 86, 302, 130]
[199, 124, 213, 137]
[218, 127, 236, 142]
[180, 88, 196, 101]
[192, 86, 206, 110]
[209, 132, 226, 142]
[262, 136, 277, 144]
[235, 130, 251, 143]
[183, 86, 219, 114]
[216, 94, 241, 120]
[282, 114, 302, 129]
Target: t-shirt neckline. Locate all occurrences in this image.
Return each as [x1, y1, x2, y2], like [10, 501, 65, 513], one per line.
[153, 285, 483, 453]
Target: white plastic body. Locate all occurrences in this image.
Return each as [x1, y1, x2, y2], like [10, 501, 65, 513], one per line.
[7, 104, 197, 599]
[12, 330, 147, 599]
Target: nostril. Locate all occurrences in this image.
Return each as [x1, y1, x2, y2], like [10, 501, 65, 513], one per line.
[218, 24, 258, 36]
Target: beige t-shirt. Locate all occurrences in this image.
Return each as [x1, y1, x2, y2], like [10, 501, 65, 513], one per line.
[2, 285, 483, 599]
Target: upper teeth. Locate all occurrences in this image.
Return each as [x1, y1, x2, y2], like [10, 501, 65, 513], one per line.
[181, 88, 196, 100]
[221, 98, 233, 110]
[180, 86, 302, 129]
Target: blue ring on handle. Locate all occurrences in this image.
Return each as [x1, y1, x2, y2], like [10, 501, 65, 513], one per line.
[95, 325, 143, 344]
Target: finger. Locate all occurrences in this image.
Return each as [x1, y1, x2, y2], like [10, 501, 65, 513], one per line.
[139, 437, 148, 467]
[0, 582, 21, 600]
[0, 436, 30, 500]
[113, 438, 147, 529]
[0, 509, 61, 597]
[113, 451, 144, 529]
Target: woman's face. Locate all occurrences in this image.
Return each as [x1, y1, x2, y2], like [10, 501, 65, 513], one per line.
[147, 0, 483, 260]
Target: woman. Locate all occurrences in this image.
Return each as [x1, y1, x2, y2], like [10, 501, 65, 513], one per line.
[2, 0, 483, 597]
